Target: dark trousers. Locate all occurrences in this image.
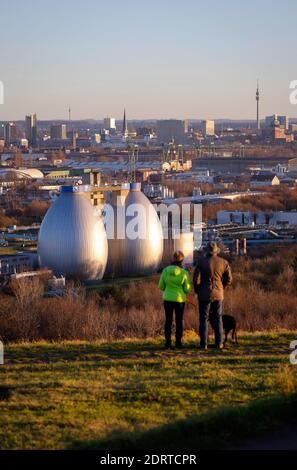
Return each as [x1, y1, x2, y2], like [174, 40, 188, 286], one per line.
[199, 300, 223, 347]
[164, 301, 185, 347]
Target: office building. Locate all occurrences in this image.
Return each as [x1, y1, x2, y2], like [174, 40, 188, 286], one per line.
[5, 122, 17, 145]
[25, 114, 37, 146]
[50, 124, 67, 139]
[157, 119, 187, 144]
[201, 120, 215, 136]
[103, 117, 116, 130]
[265, 114, 289, 130]
[279, 115, 289, 130]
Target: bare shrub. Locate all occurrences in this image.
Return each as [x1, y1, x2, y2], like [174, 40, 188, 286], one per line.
[8, 278, 44, 340]
[11, 277, 44, 309]
[273, 364, 296, 394]
[224, 284, 297, 331]
[1, 246, 297, 342]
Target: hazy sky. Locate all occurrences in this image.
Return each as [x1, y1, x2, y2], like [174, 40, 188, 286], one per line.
[1, 0, 297, 120]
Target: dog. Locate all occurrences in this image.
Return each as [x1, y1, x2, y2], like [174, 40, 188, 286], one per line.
[0, 386, 11, 401]
[209, 312, 238, 345]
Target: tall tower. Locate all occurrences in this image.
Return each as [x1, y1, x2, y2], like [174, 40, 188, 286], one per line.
[25, 114, 37, 146]
[122, 108, 128, 135]
[256, 80, 260, 130]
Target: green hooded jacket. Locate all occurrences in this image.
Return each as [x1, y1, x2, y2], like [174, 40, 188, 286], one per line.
[158, 264, 192, 303]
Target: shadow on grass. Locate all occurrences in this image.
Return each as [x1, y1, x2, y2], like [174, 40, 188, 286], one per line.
[70, 394, 297, 450]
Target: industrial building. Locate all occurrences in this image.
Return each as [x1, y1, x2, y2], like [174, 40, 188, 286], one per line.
[250, 174, 280, 188]
[0, 168, 44, 186]
[104, 182, 164, 277]
[157, 119, 187, 144]
[0, 253, 38, 277]
[37, 182, 172, 280]
[38, 185, 108, 280]
[217, 210, 297, 227]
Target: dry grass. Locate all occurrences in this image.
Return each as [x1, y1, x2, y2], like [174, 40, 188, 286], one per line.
[1, 245, 297, 342]
[1, 332, 297, 449]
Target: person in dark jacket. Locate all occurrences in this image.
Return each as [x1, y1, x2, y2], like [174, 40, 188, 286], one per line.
[158, 251, 191, 349]
[193, 242, 232, 349]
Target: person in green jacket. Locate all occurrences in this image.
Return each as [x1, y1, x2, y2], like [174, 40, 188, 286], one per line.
[158, 251, 192, 349]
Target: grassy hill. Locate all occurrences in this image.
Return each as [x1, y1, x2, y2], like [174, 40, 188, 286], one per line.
[1, 331, 297, 450]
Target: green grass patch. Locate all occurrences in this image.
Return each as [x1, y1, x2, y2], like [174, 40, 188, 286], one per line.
[1, 331, 297, 449]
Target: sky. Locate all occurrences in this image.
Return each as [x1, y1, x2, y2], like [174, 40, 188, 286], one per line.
[1, 0, 297, 120]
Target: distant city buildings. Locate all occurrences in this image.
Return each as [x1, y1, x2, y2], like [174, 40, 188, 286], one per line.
[250, 173, 280, 189]
[157, 119, 187, 144]
[265, 114, 289, 130]
[263, 114, 293, 142]
[290, 124, 297, 133]
[217, 210, 297, 227]
[25, 114, 37, 146]
[201, 120, 215, 136]
[94, 133, 101, 144]
[103, 117, 116, 131]
[50, 124, 67, 139]
[5, 122, 17, 145]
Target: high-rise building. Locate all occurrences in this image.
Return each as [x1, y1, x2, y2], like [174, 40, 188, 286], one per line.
[50, 124, 67, 139]
[157, 119, 187, 144]
[25, 114, 37, 146]
[265, 115, 289, 130]
[201, 120, 215, 136]
[5, 122, 17, 145]
[265, 114, 278, 128]
[103, 117, 116, 130]
[278, 115, 289, 130]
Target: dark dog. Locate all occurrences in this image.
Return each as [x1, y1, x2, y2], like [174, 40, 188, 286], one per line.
[0, 386, 11, 401]
[209, 312, 238, 345]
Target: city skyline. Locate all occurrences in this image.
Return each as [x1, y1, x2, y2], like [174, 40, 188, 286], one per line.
[1, 0, 297, 120]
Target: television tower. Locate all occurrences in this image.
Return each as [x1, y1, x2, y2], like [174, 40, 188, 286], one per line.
[256, 81, 260, 130]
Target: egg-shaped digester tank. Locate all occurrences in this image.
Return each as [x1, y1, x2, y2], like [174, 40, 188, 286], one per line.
[38, 185, 108, 280]
[105, 183, 163, 277]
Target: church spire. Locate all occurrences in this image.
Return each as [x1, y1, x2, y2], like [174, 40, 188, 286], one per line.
[122, 108, 128, 135]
